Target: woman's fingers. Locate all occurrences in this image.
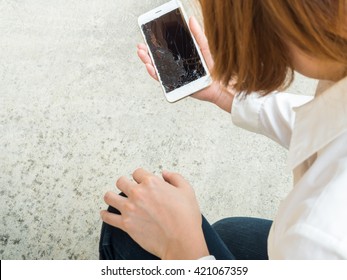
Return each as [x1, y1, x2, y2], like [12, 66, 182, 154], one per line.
[100, 210, 123, 229]
[116, 176, 136, 196]
[137, 45, 158, 80]
[101, 177, 137, 229]
[145, 63, 158, 80]
[137, 43, 148, 51]
[132, 168, 154, 184]
[137, 48, 152, 65]
[162, 171, 190, 189]
[103, 190, 127, 212]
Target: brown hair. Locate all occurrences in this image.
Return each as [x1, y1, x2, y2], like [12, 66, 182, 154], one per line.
[198, 0, 347, 95]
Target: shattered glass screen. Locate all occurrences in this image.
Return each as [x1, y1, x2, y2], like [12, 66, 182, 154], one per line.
[142, 8, 206, 93]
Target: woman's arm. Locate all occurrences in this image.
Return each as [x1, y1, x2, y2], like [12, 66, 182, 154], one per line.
[232, 92, 313, 149]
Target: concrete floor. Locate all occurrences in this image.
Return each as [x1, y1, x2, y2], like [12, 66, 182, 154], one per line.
[0, 0, 318, 259]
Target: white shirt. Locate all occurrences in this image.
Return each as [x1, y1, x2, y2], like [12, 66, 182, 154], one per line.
[232, 77, 347, 259]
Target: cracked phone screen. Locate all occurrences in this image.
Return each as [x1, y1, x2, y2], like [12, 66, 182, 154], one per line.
[142, 8, 206, 93]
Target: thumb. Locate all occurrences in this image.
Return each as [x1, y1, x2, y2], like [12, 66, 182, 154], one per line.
[162, 170, 190, 189]
[189, 16, 214, 69]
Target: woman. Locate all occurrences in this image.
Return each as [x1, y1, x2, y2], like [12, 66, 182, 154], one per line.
[100, 0, 347, 259]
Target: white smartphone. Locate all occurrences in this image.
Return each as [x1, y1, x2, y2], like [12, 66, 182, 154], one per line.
[138, 0, 211, 102]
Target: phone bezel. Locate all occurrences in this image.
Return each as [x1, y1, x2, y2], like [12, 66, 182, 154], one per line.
[138, 0, 211, 103]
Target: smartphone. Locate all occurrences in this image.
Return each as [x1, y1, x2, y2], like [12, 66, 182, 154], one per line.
[138, 0, 211, 102]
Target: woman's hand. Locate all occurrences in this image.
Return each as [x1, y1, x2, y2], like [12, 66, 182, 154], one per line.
[137, 17, 234, 113]
[100, 168, 209, 260]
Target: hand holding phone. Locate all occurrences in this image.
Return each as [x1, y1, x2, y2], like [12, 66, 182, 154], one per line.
[137, 16, 221, 103]
[138, 0, 211, 102]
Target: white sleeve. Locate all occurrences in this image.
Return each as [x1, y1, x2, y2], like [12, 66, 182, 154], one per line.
[231, 92, 313, 149]
[271, 224, 346, 259]
[198, 255, 216, 260]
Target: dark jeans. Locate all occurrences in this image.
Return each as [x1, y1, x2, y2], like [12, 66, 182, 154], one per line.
[99, 204, 272, 260]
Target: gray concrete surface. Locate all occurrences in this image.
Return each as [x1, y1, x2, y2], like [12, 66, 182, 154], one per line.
[0, 0, 318, 259]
